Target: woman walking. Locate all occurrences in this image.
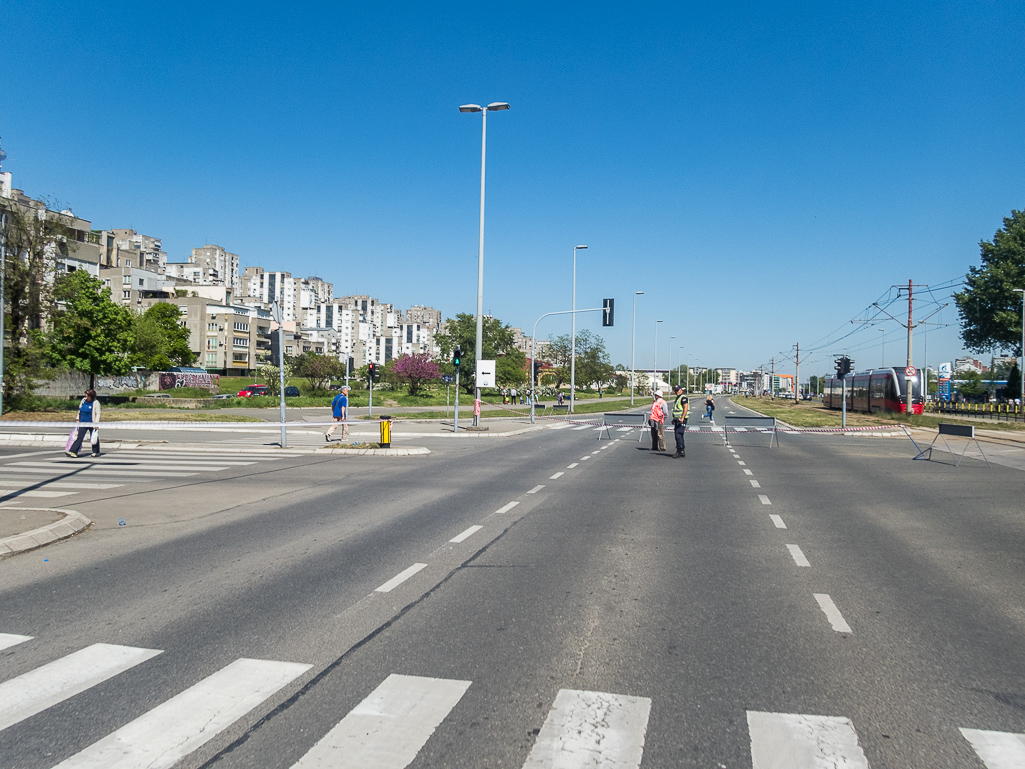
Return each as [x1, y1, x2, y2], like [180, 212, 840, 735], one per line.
[66, 389, 101, 458]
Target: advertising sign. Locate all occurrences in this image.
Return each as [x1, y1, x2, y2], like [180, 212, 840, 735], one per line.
[476, 360, 496, 389]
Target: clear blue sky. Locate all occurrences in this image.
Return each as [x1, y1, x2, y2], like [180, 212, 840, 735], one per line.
[2, 1, 1023, 377]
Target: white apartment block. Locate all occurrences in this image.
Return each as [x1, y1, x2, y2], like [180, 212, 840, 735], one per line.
[242, 268, 298, 322]
[404, 305, 442, 332]
[97, 229, 167, 272]
[100, 265, 176, 308]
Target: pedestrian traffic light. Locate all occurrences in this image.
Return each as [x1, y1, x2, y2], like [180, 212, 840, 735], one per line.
[367, 362, 376, 382]
[453, 348, 461, 367]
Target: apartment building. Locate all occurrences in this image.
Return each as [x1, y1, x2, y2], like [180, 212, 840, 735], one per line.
[96, 229, 167, 272]
[99, 265, 176, 308]
[166, 245, 240, 294]
[404, 305, 442, 332]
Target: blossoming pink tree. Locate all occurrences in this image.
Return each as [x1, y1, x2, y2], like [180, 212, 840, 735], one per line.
[391, 353, 442, 396]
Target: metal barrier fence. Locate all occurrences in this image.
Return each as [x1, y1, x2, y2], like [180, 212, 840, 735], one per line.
[723, 415, 778, 448]
[925, 402, 1024, 423]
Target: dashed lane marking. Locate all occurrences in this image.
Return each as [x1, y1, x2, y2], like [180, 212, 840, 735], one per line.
[786, 544, 811, 567]
[814, 594, 852, 633]
[375, 563, 428, 593]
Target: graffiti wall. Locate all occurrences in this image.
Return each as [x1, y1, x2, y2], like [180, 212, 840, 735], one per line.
[158, 372, 220, 393]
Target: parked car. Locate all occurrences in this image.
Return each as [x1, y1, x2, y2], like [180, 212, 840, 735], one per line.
[284, 386, 301, 397]
[237, 384, 272, 397]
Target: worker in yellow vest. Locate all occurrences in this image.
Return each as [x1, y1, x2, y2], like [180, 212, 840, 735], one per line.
[671, 384, 690, 458]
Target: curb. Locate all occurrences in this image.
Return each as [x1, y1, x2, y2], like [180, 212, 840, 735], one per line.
[315, 446, 431, 456]
[0, 507, 92, 557]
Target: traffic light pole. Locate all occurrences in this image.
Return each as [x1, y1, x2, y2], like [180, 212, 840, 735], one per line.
[531, 307, 603, 424]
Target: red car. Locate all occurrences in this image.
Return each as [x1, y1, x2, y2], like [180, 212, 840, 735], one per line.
[237, 384, 271, 398]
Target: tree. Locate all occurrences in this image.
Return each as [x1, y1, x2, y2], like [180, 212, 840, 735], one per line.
[133, 302, 196, 370]
[954, 209, 1025, 354]
[956, 370, 986, 401]
[436, 313, 516, 395]
[48, 270, 135, 387]
[1004, 361, 1021, 401]
[0, 198, 75, 399]
[392, 353, 441, 396]
[574, 330, 613, 390]
[289, 352, 344, 393]
[496, 348, 527, 387]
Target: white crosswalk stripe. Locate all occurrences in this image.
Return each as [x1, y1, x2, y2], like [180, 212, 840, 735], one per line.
[53, 658, 311, 769]
[748, 711, 869, 768]
[0, 643, 162, 732]
[960, 728, 1025, 768]
[523, 688, 652, 768]
[0, 632, 32, 651]
[291, 673, 471, 768]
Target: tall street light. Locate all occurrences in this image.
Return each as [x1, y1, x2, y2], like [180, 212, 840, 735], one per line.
[669, 336, 676, 389]
[570, 244, 588, 413]
[630, 291, 643, 405]
[1015, 288, 1025, 404]
[653, 320, 663, 392]
[459, 101, 510, 425]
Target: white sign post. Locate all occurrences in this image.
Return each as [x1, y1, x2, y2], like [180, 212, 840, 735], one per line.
[476, 360, 496, 389]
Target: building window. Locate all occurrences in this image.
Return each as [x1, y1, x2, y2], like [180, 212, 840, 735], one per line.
[123, 291, 131, 299]
[233, 337, 249, 348]
[206, 352, 218, 365]
[207, 323, 218, 331]
[125, 259, 132, 268]
[233, 321, 249, 332]
[232, 353, 248, 364]
[122, 275, 131, 285]
[207, 339, 218, 350]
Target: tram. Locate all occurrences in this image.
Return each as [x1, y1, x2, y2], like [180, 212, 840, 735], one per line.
[822, 367, 924, 415]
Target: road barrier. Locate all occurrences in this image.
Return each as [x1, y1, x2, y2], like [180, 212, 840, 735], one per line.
[723, 415, 778, 448]
[912, 423, 991, 467]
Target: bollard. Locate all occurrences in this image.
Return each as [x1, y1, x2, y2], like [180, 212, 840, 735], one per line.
[379, 415, 392, 448]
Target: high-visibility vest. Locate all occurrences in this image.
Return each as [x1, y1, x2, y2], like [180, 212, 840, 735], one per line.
[650, 399, 666, 423]
[673, 395, 688, 419]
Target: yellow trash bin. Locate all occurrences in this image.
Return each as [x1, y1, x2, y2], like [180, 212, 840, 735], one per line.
[379, 415, 392, 448]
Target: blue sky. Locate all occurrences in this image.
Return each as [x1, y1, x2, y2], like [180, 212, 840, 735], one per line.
[2, 1, 1023, 377]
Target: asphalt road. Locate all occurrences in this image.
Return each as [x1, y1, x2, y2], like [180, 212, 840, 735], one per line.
[1, 400, 1023, 768]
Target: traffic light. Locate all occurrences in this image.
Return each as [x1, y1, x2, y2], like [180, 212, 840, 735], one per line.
[834, 356, 854, 378]
[367, 362, 376, 382]
[844, 358, 854, 376]
[453, 348, 462, 367]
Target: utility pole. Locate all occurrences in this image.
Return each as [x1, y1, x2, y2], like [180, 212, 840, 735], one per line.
[795, 342, 800, 400]
[770, 358, 775, 399]
[873, 280, 945, 414]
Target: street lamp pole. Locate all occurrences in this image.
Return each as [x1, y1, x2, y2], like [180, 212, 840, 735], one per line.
[653, 320, 663, 392]
[570, 244, 588, 413]
[630, 291, 643, 406]
[1015, 289, 1025, 405]
[459, 101, 509, 426]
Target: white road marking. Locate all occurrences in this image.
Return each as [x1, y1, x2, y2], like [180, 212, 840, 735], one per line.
[769, 514, 787, 529]
[375, 563, 428, 593]
[527, 485, 545, 494]
[522, 689, 652, 769]
[494, 501, 519, 515]
[550, 472, 564, 479]
[54, 658, 311, 769]
[758, 494, 771, 505]
[449, 525, 483, 544]
[567, 463, 579, 469]
[0, 633, 32, 652]
[0, 489, 76, 498]
[0, 480, 123, 489]
[617, 427, 633, 432]
[961, 728, 1025, 768]
[24, 461, 233, 472]
[591, 450, 601, 454]
[549, 423, 572, 430]
[787, 544, 811, 567]
[814, 594, 852, 633]
[728, 448, 736, 453]
[572, 425, 591, 431]
[593, 427, 604, 432]
[747, 711, 868, 769]
[290, 674, 470, 769]
[750, 480, 761, 489]
[0, 643, 162, 732]
[743, 469, 753, 476]
[580, 456, 590, 461]
[0, 467, 198, 477]
[737, 461, 747, 466]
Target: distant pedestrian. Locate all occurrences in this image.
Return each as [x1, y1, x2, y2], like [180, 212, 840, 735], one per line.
[558, 392, 565, 406]
[649, 390, 669, 452]
[66, 389, 101, 458]
[671, 385, 690, 458]
[703, 395, 715, 423]
[326, 386, 350, 441]
[511, 387, 518, 405]
[598, 387, 603, 399]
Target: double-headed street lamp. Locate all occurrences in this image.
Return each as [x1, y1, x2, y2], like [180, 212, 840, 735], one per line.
[459, 101, 510, 425]
[630, 291, 643, 405]
[570, 244, 588, 413]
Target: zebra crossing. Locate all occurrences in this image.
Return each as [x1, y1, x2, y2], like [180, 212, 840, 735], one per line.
[1, 632, 1022, 768]
[0, 448, 301, 504]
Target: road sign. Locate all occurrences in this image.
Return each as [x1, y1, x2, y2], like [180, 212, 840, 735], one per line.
[476, 360, 496, 389]
[905, 366, 917, 377]
[441, 375, 454, 383]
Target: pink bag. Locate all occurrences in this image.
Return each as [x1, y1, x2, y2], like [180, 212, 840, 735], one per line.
[65, 428, 79, 451]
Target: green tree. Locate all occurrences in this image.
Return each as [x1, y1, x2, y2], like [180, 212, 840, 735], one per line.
[49, 270, 136, 387]
[954, 209, 1025, 354]
[955, 369, 986, 400]
[437, 313, 516, 395]
[0, 198, 75, 400]
[496, 348, 527, 387]
[574, 330, 613, 390]
[133, 302, 196, 370]
[1003, 361, 1021, 401]
[289, 352, 344, 393]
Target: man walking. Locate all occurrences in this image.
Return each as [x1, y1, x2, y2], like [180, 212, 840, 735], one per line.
[649, 390, 669, 452]
[671, 385, 689, 458]
[326, 386, 350, 441]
